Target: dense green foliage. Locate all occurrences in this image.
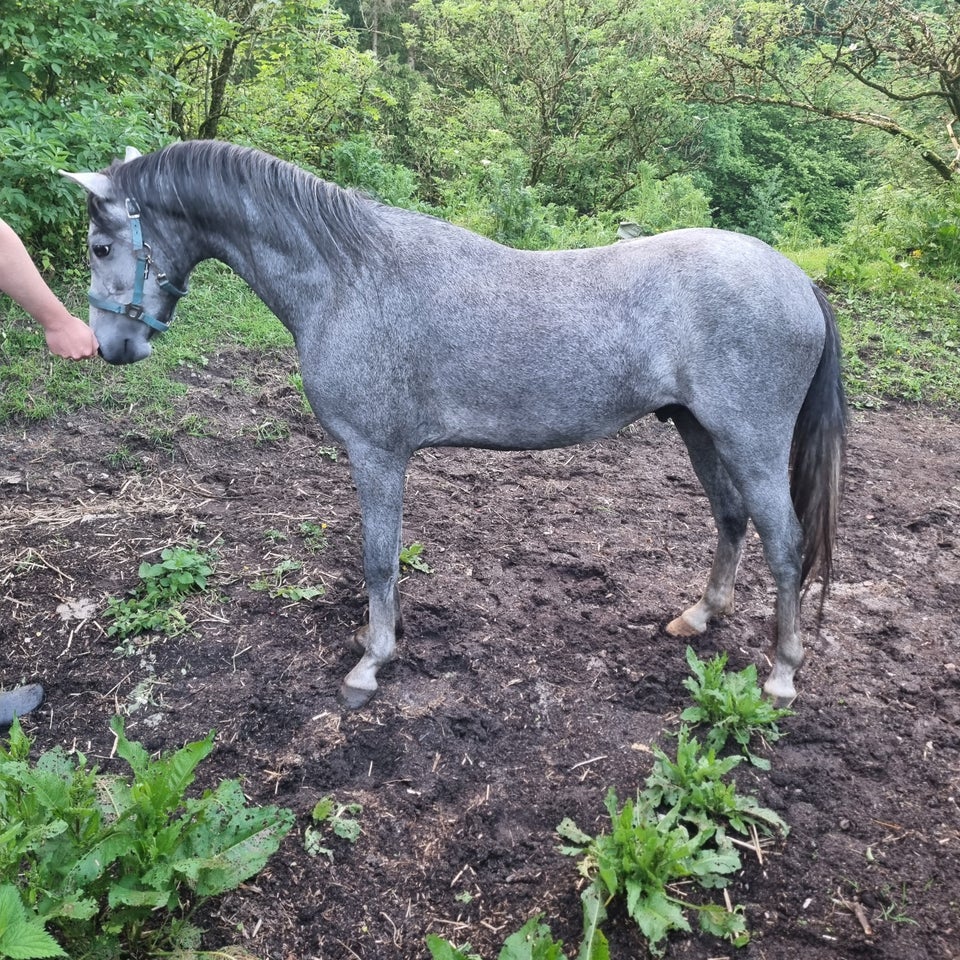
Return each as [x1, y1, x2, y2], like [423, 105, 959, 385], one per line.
[0, 0, 228, 258]
[0, 717, 293, 958]
[4, 0, 957, 264]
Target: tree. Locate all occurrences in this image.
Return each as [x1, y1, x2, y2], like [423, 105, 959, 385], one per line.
[694, 105, 869, 241]
[405, 0, 696, 213]
[169, 0, 258, 141]
[0, 0, 227, 253]
[659, 0, 960, 182]
[169, 0, 390, 172]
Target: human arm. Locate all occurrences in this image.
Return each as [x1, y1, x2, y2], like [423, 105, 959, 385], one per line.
[0, 218, 99, 359]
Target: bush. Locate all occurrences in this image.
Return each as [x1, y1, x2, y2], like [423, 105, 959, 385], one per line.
[829, 180, 960, 286]
[616, 164, 713, 236]
[331, 135, 421, 208]
[0, 0, 227, 259]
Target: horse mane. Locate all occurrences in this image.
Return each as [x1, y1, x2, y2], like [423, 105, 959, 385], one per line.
[106, 140, 383, 263]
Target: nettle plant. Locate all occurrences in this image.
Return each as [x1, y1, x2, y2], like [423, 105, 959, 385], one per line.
[0, 717, 293, 959]
[426, 915, 564, 960]
[104, 545, 217, 641]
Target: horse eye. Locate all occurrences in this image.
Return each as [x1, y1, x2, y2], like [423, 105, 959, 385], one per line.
[92, 243, 112, 259]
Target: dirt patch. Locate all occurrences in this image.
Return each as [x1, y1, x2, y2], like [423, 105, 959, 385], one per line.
[1, 347, 958, 959]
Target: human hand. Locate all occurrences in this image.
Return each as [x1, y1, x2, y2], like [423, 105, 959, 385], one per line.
[44, 312, 100, 359]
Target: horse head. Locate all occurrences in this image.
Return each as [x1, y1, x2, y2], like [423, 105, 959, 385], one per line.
[61, 147, 189, 365]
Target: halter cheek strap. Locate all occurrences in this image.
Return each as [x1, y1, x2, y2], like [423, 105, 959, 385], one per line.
[87, 198, 188, 334]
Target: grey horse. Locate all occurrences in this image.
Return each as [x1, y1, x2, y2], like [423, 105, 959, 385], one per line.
[63, 141, 846, 709]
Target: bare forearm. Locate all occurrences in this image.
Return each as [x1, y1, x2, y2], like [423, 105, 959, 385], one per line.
[0, 218, 98, 359]
[0, 219, 71, 328]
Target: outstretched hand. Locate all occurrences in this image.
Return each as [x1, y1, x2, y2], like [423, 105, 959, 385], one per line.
[43, 312, 99, 360]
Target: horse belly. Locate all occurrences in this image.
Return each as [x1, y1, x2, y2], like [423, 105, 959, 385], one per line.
[421, 371, 664, 451]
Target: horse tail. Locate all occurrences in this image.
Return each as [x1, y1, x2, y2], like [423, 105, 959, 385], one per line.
[791, 284, 847, 614]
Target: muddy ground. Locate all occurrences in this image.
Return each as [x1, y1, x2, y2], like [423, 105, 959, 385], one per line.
[1, 346, 958, 959]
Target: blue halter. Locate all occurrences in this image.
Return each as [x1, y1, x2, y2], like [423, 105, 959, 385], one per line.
[88, 198, 187, 333]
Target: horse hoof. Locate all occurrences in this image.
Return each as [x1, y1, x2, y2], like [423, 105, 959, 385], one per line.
[338, 681, 377, 710]
[762, 676, 796, 708]
[0, 683, 45, 726]
[665, 615, 702, 638]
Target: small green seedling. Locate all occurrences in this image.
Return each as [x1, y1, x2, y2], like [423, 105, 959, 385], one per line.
[104, 545, 216, 640]
[426, 915, 565, 960]
[252, 416, 290, 444]
[299, 521, 330, 552]
[681, 647, 792, 768]
[400, 541, 433, 574]
[304, 796, 363, 860]
[251, 559, 325, 601]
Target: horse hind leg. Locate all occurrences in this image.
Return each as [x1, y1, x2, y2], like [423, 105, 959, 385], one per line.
[350, 585, 404, 654]
[664, 408, 748, 637]
[712, 437, 805, 705]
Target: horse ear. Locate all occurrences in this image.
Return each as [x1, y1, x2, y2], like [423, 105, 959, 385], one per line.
[59, 170, 115, 200]
[124, 146, 142, 162]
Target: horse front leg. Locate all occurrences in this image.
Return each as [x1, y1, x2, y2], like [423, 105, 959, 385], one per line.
[339, 450, 408, 709]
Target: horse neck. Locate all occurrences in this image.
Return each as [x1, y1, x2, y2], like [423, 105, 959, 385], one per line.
[156, 171, 360, 336]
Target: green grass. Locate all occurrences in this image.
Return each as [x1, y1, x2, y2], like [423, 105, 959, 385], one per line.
[785, 242, 960, 408]
[833, 284, 960, 408]
[0, 262, 291, 425]
[782, 244, 832, 281]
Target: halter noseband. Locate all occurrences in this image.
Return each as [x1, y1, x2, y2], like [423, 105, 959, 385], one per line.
[87, 198, 187, 334]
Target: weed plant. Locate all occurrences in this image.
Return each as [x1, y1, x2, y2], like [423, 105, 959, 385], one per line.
[558, 789, 749, 958]
[399, 541, 434, 574]
[432, 649, 792, 959]
[250, 559, 325, 602]
[104, 545, 216, 640]
[643, 726, 788, 840]
[304, 796, 363, 861]
[426, 915, 564, 960]
[0, 717, 293, 959]
[680, 647, 792, 769]
[298, 521, 330, 553]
